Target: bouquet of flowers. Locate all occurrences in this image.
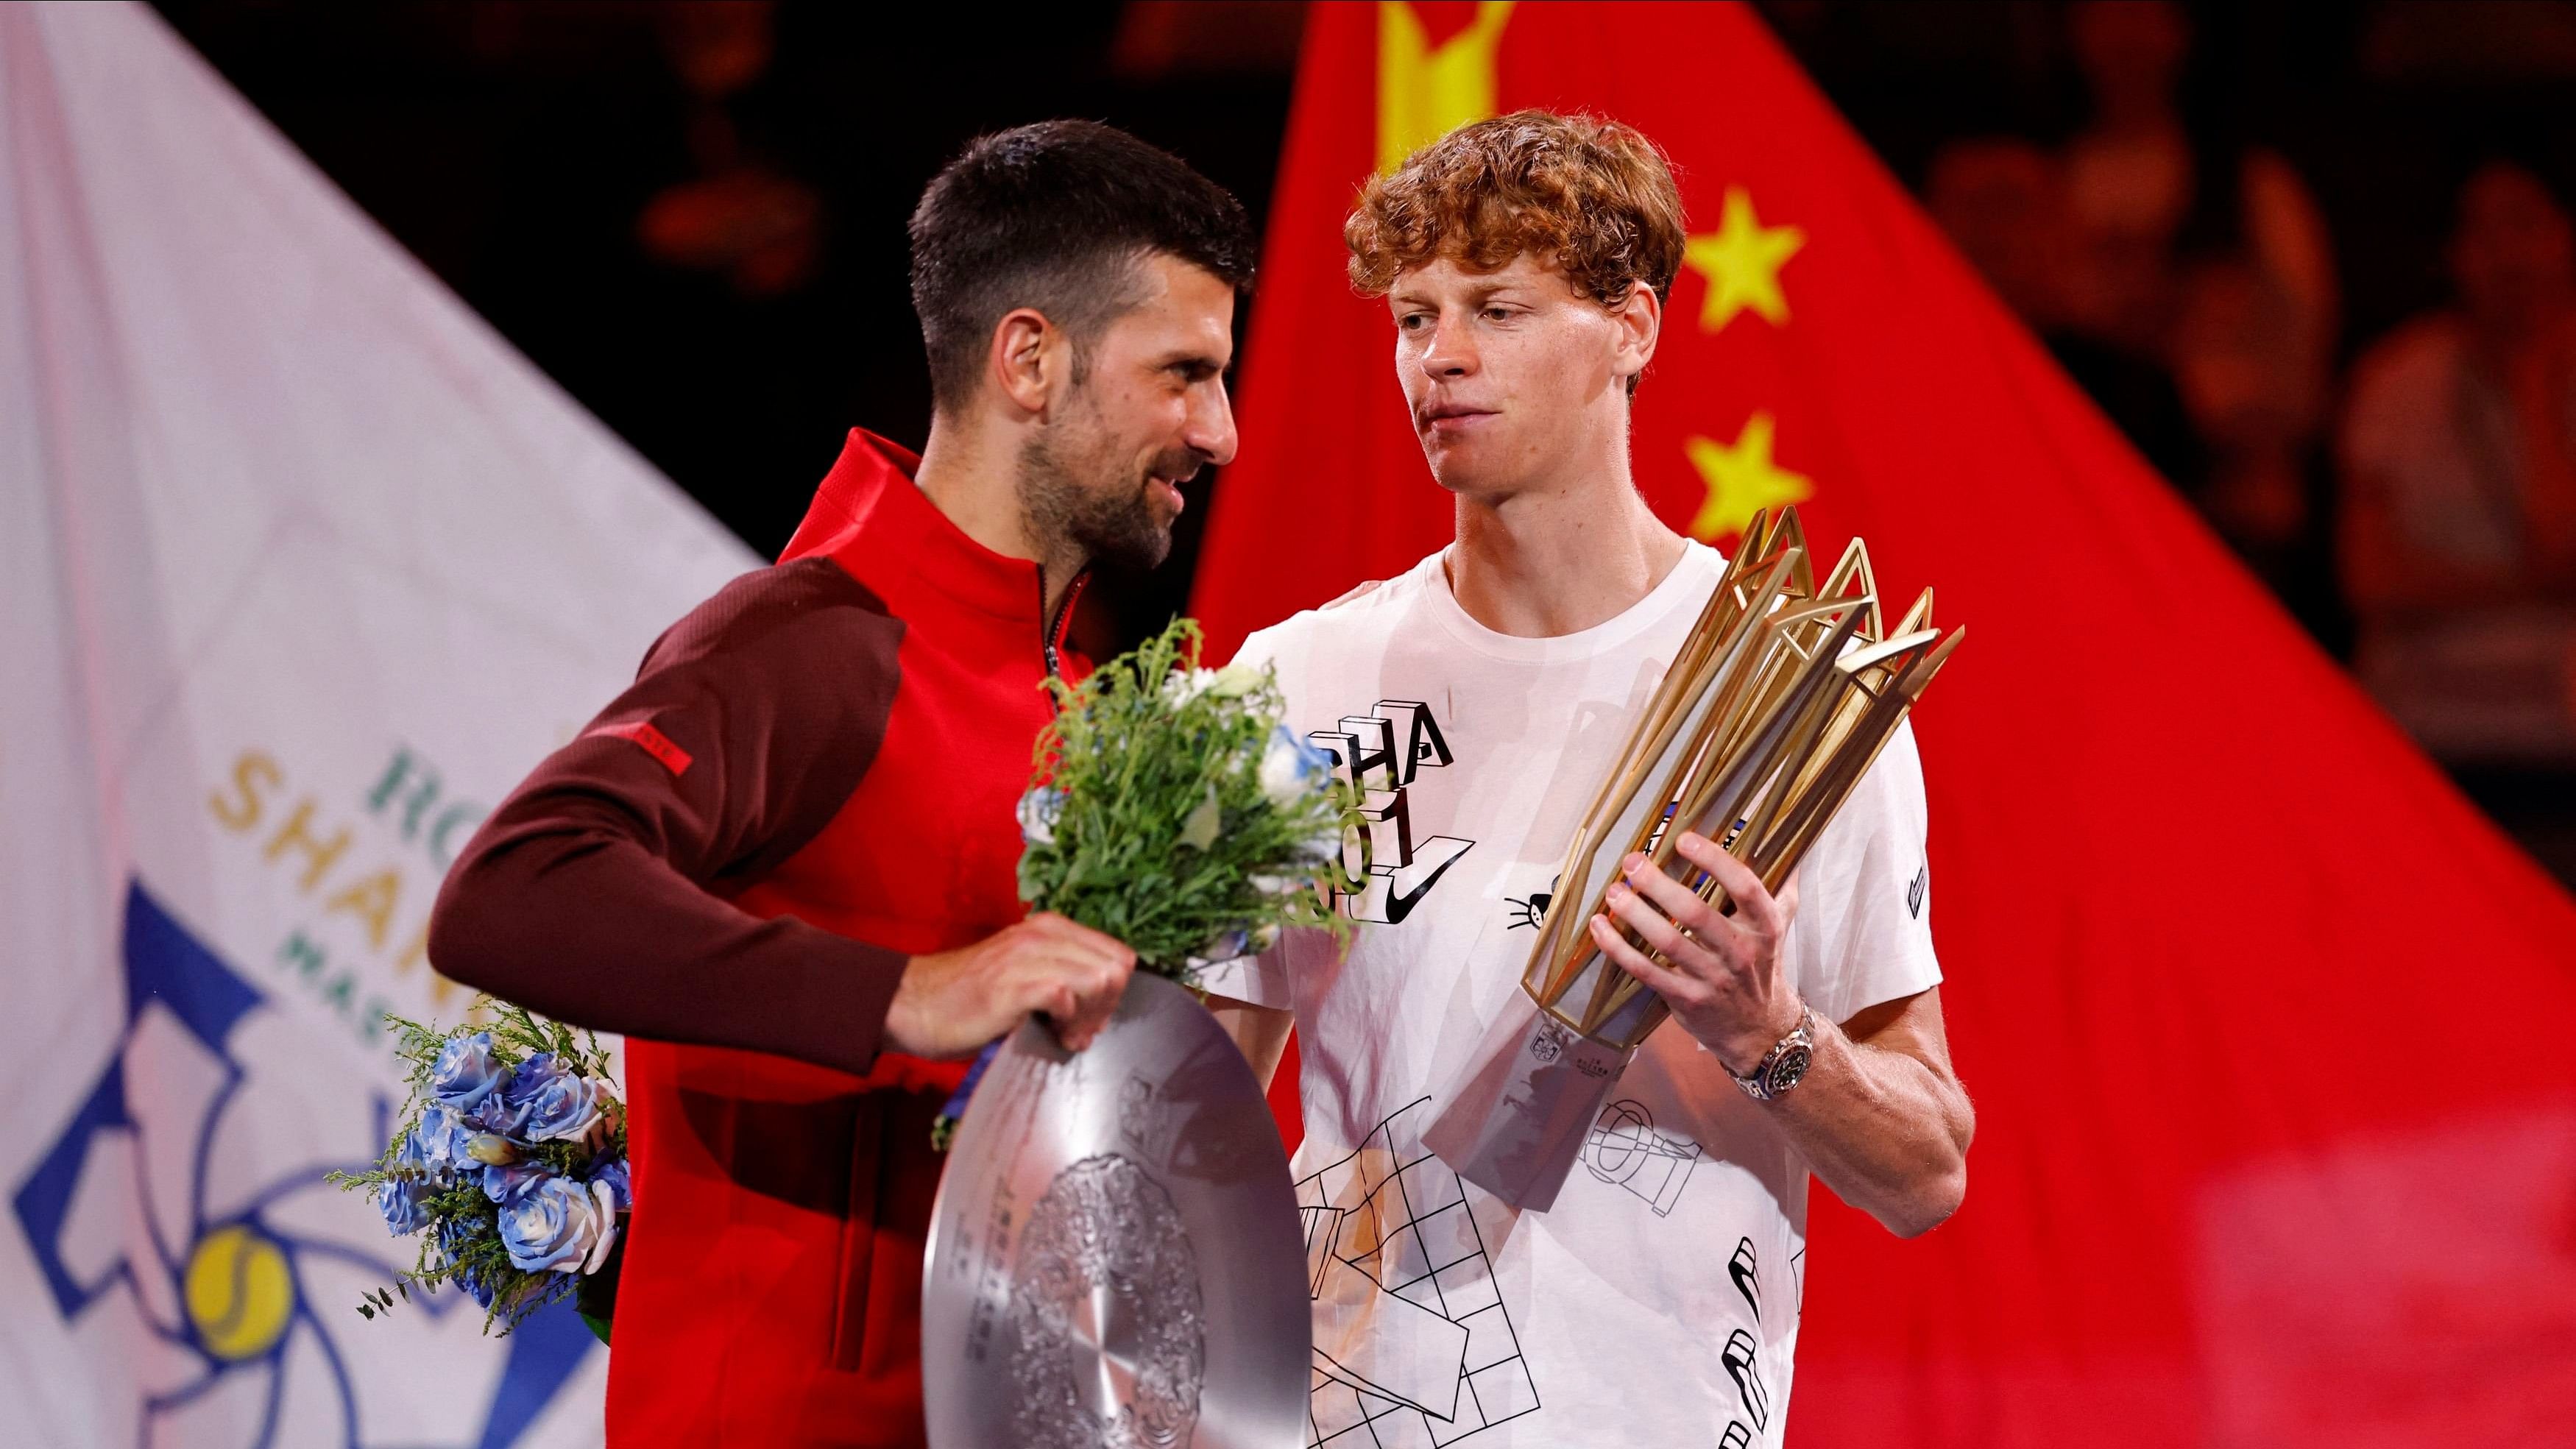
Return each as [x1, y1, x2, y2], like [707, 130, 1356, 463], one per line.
[935, 618, 1358, 1147]
[1013, 617, 1359, 977]
[328, 1001, 631, 1339]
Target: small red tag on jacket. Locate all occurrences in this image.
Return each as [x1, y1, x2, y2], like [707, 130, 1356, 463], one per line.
[588, 720, 693, 777]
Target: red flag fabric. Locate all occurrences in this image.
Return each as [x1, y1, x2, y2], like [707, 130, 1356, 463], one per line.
[1193, 4, 2576, 1444]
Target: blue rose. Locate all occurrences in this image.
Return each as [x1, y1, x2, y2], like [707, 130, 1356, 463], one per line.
[437, 1216, 502, 1308]
[503, 1054, 604, 1144]
[586, 1156, 633, 1214]
[428, 1032, 507, 1115]
[481, 1159, 548, 1204]
[392, 1124, 430, 1174]
[434, 1216, 478, 1266]
[373, 1177, 430, 1235]
[499, 1175, 615, 1274]
[465, 1089, 529, 1137]
[406, 1104, 476, 1180]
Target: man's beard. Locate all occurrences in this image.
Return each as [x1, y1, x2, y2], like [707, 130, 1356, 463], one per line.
[1016, 412, 1187, 573]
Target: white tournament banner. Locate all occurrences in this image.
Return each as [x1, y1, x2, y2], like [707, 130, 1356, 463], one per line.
[0, 4, 753, 1445]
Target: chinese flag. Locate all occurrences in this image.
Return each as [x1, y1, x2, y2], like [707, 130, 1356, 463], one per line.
[1194, 3, 2576, 1445]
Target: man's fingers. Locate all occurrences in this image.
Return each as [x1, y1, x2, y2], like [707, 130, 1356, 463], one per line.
[1673, 833, 1783, 938]
[1618, 851, 1744, 947]
[1602, 879, 1710, 974]
[1590, 913, 1703, 1005]
[1049, 954, 1132, 1054]
[1058, 933, 1139, 989]
[1620, 852, 1757, 974]
[961, 916, 1142, 1055]
[1032, 912, 1136, 962]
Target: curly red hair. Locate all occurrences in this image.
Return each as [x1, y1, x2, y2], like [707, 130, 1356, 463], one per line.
[1346, 110, 1686, 312]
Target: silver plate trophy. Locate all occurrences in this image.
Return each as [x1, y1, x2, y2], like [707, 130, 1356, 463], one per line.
[923, 971, 1309, 1449]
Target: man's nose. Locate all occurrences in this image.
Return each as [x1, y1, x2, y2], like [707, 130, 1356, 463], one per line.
[1189, 380, 1240, 468]
[1420, 314, 1477, 378]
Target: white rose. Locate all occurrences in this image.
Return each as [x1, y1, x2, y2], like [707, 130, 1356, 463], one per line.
[1259, 726, 1330, 807]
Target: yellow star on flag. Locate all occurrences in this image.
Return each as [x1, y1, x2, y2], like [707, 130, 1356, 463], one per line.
[1681, 188, 1805, 332]
[1377, 1, 1515, 173]
[1685, 412, 1814, 542]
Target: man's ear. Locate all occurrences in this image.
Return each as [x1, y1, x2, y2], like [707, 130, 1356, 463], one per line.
[987, 307, 1066, 418]
[1609, 281, 1661, 385]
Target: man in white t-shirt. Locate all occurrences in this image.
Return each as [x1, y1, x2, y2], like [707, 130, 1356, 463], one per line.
[1198, 111, 1975, 1448]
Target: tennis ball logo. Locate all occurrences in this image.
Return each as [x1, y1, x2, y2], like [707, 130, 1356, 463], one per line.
[183, 1224, 294, 1360]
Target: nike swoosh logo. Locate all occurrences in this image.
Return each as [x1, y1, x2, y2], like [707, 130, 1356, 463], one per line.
[1350, 836, 1473, 924]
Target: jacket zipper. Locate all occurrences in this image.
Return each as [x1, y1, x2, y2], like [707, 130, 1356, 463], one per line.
[1039, 567, 1088, 679]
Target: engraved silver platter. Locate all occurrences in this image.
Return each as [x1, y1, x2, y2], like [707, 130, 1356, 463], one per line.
[922, 971, 1309, 1449]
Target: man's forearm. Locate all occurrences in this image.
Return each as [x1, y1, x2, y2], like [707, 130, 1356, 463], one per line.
[429, 563, 917, 1074]
[431, 801, 907, 1074]
[1591, 836, 1970, 1238]
[1206, 995, 1294, 1091]
[1762, 996, 1972, 1238]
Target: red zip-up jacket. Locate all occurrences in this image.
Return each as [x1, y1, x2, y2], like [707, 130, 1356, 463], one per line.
[430, 428, 1082, 1446]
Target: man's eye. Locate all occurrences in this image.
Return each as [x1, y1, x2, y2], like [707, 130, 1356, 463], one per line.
[1484, 306, 1513, 322]
[1398, 313, 1429, 331]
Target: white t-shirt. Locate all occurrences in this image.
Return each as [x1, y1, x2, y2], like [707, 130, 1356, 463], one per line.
[1199, 542, 1942, 1449]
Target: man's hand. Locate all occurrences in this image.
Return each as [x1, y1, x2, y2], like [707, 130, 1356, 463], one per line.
[884, 913, 1137, 1059]
[1589, 832, 1804, 1074]
[1590, 829, 1973, 1237]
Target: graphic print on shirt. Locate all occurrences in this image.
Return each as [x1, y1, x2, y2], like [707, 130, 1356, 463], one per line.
[1308, 699, 1473, 924]
[1728, 1236, 1762, 1322]
[1300, 1099, 1539, 1447]
[1718, 1236, 1771, 1439]
[1579, 1098, 1706, 1216]
[1504, 876, 1557, 931]
[1722, 1328, 1770, 1431]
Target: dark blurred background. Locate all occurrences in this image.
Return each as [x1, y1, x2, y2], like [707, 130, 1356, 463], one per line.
[152, 0, 2576, 884]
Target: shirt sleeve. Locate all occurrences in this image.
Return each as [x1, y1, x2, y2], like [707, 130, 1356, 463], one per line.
[428, 560, 910, 1077]
[1782, 718, 1944, 1027]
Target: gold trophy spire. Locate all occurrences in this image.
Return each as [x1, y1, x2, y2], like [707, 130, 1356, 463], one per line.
[1423, 510, 1964, 1208]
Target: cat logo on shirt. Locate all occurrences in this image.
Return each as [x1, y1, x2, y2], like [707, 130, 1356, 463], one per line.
[1307, 699, 1472, 924]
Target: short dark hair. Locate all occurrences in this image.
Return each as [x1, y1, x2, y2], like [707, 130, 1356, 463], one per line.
[908, 120, 1257, 411]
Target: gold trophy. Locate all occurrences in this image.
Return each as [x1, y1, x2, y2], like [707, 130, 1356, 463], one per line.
[1420, 509, 1963, 1210]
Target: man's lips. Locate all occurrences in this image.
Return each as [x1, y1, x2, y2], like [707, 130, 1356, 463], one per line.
[1147, 474, 1188, 516]
[1419, 403, 1498, 433]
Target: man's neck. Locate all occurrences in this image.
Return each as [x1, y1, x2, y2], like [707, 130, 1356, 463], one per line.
[915, 416, 1086, 620]
[1446, 451, 1688, 638]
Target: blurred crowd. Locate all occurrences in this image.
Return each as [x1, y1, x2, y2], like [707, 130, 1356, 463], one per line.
[1776, 0, 2576, 875]
[1917, 2, 2576, 750]
[155, 0, 2576, 882]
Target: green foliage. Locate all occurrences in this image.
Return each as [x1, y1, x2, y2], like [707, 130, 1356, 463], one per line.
[1016, 618, 1360, 980]
[325, 999, 626, 1336]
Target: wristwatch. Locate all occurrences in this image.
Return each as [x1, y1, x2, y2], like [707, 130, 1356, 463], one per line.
[1730, 1004, 1816, 1102]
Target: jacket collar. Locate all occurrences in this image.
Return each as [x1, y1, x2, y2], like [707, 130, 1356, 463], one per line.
[780, 428, 1051, 627]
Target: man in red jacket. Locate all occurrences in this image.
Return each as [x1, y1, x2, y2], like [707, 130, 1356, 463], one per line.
[429, 120, 1255, 1446]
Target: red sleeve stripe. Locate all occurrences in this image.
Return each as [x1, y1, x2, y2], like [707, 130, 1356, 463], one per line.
[587, 720, 693, 777]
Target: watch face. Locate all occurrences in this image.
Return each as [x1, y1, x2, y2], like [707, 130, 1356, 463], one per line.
[1765, 1044, 1814, 1097]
